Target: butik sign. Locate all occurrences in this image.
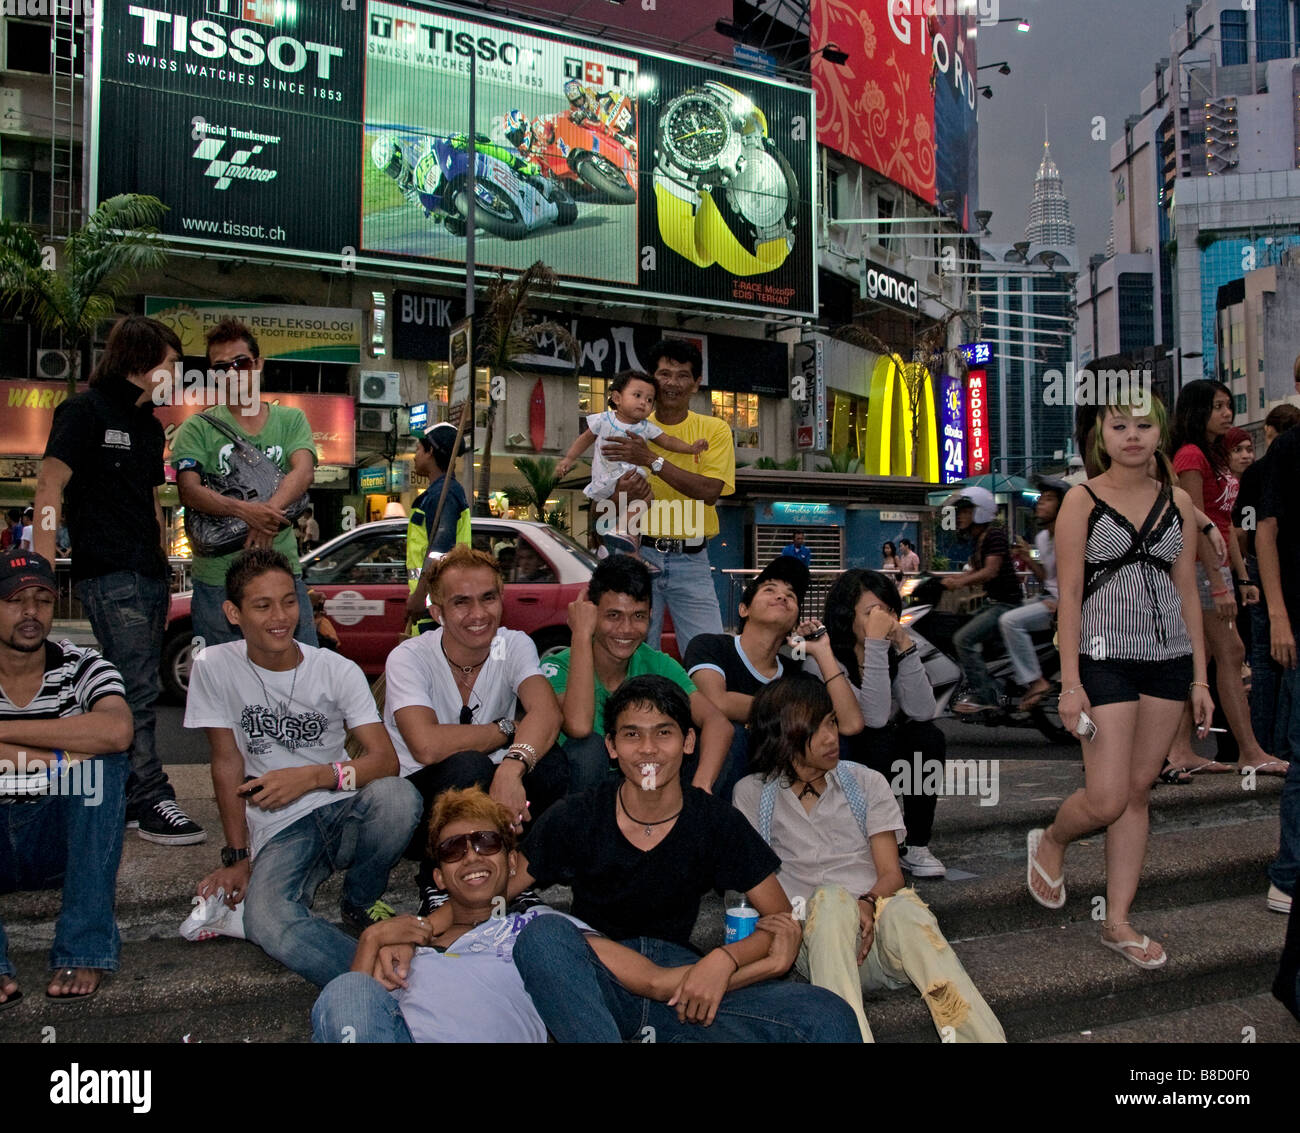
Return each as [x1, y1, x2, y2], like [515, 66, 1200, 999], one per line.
[938, 373, 966, 484]
[860, 260, 919, 311]
[965, 369, 989, 476]
[93, 0, 815, 318]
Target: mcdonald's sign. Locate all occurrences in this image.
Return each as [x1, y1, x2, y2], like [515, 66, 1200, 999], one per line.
[862, 357, 941, 480]
[967, 369, 989, 474]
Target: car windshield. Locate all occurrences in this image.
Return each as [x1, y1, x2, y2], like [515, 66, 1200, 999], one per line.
[540, 528, 600, 571]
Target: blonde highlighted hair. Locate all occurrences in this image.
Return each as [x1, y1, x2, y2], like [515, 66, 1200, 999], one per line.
[427, 544, 503, 605]
[428, 787, 517, 860]
[1092, 390, 1174, 486]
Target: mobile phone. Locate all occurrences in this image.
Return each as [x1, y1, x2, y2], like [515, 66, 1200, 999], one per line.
[803, 625, 828, 641]
[239, 775, 263, 796]
[1076, 711, 1097, 742]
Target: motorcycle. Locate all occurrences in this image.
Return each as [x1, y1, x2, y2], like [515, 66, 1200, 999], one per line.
[370, 131, 578, 241]
[500, 106, 638, 204]
[898, 574, 1073, 744]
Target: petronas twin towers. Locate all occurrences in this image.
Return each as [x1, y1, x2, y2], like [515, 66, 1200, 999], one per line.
[1025, 129, 1076, 246]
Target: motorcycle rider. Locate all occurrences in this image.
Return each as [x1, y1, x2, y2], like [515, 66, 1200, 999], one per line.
[941, 486, 1023, 714]
[998, 477, 1067, 711]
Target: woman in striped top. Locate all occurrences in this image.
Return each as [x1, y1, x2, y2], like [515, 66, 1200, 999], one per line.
[1027, 393, 1213, 968]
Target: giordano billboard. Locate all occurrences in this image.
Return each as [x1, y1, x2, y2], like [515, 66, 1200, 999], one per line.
[92, 1, 816, 317]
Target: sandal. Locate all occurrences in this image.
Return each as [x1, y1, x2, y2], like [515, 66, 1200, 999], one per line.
[0, 978, 21, 1012]
[1026, 828, 1066, 909]
[1239, 759, 1290, 777]
[1100, 921, 1167, 969]
[46, 967, 104, 1001]
[1156, 762, 1193, 785]
[1176, 760, 1234, 775]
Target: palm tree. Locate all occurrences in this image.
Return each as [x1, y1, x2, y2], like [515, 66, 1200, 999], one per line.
[513, 455, 561, 520]
[475, 261, 580, 514]
[0, 194, 169, 391]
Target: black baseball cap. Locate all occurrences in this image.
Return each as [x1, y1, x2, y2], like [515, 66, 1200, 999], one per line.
[742, 555, 810, 613]
[0, 548, 57, 600]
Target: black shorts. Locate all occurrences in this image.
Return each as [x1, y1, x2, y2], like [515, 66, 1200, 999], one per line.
[1078, 654, 1194, 707]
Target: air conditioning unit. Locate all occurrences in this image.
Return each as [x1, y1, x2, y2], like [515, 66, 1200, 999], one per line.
[358, 406, 394, 432]
[36, 349, 71, 380]
[359, 371, 402, 406]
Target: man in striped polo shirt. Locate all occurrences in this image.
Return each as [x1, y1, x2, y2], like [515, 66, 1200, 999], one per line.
[0, 549, 135, 1005]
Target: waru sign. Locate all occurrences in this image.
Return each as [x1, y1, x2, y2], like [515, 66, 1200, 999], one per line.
[860, 260, 919, 312]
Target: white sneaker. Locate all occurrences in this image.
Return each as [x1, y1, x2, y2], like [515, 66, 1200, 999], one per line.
[900, 844, 947, 878]
[1268, 883, 1293, 914]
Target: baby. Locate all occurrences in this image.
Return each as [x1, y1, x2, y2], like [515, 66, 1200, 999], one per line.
[557, 370, 707, 561]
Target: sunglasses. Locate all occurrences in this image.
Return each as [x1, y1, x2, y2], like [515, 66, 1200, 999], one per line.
[213, 354, 256, 372]
[435, 829, 505, 863]
[459, 703, 473, 725]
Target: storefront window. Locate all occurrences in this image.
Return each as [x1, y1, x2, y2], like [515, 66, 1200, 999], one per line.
[829, 391, 869, 461]
[425, 361, 490, 431]
[710, 390, 760, 448]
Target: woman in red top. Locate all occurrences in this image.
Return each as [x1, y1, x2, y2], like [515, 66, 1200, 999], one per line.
[1168, 381, 1284, 775]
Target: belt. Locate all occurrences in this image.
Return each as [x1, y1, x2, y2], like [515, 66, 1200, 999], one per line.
[648, 537, 707, 555]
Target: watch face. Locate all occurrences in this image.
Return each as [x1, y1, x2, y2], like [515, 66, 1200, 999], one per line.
[661, 94, 733, 172]
[726, 150, 789, 230]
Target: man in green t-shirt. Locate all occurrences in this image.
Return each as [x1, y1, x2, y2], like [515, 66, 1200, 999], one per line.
[539, 555, 732, 794]
[172, 319, 319, 649]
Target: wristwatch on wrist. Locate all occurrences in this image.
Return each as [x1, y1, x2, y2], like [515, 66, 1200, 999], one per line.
[650, 455, 666, 474]
[653, 80, 798, 276]
[221, 846, 250, 868]
[495, 717, 517, 744]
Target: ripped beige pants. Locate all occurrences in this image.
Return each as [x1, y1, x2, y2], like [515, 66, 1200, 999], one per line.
[796, 884, 1005, 1043]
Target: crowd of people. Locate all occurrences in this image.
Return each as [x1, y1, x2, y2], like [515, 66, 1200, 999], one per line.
[0, 311, 1296, 1038]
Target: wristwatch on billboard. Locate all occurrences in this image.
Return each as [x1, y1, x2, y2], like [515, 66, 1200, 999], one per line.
[653, 81, 798, 276]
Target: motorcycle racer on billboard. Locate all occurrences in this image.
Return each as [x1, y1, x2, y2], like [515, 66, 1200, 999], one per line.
[370, 132, 577, 241]
[561, 78, 637, 153]
[495, 105, 638, 204]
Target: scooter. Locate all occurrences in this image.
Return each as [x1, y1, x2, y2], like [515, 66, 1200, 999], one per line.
[371, 132, 578, 241]
[898, 574, 1073, 743]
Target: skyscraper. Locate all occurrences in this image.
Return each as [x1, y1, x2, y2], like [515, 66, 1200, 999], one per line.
[1026, 130, 1077, 247]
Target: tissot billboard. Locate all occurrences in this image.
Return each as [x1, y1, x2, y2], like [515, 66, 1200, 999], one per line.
[92, 1, 816, 316]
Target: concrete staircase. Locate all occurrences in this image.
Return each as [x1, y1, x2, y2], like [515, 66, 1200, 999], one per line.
[0, 761, 1295, 1043]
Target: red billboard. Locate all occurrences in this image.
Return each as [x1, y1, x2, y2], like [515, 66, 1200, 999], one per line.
[965, 368, 988, 475]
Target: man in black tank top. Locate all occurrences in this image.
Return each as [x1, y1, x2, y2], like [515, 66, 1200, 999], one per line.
[942, 487, 1023, 712]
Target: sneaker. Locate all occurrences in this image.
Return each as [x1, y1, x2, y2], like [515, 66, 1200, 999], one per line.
[900, 844, 947, 878]
[341, 898, 397, 936]
[136, 800, 206, 845]
[1268, 883, 1293, 914]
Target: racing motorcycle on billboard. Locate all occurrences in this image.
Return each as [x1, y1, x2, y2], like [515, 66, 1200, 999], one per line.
[370, 132, 578, 241]
[499, 106, 638, 204]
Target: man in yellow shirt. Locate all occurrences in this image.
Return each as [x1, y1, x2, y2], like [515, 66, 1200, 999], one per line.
[600, 340, 734, 653]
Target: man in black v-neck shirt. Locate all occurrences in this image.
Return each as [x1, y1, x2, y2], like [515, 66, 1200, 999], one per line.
[33, 317, 205, 847]
[507, 676, 859, 1041]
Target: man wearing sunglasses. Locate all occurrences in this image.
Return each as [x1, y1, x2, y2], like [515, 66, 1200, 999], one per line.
[384, 546, 564, 913]
[172, 318, 319, 652]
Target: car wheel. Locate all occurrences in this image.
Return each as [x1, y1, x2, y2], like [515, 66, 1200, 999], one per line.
[531, 627, 571, 663]
[161, 624, 196, 703]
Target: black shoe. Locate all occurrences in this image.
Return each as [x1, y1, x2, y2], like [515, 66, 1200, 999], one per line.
[136, 800, 206, 845]
[340, 899, 397, 937]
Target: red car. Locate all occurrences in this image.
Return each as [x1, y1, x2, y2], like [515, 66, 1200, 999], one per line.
[161, 518, 677, 700]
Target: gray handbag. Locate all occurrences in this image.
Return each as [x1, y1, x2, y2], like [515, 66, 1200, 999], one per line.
[184, 412, 310, 558]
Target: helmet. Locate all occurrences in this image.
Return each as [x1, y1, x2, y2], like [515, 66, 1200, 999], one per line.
[421, 421, 470, 466]
[563, 78, 584, 104]
[506, 108, 525, 133]
[948, 485, 997, 524]
[1034, 476, 1071, 505]
[370, 133, 403, 176]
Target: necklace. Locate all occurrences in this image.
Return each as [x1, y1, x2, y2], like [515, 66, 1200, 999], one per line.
[795, 773, 826, 800]
[440, 638, 487, 676]
[617, 782, 682, 837]
[245, 644, 302, 714]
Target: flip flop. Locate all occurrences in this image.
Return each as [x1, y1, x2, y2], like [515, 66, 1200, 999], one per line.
[1240, 760, 1290, 777]
[1156, 762, 1193, 785]
[45, 968, 103, 1002]
[1100, 928, 1167, 970]
[1026, 828, 1066, 910]
[1179, 760, 1234, 775]
[0, 983, 22, 1012]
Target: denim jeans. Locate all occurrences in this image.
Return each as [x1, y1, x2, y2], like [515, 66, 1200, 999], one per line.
[191, 576, 318, 650]
[998, 599, 1055, 687]
[311, 971, 413, 1043]
[0, 753, 128, 976]
[242, 777, 421, 988]
[641, 543, 723, 657]
[1247, 556, 1291, 758]
[512, 913, 862, 1042]
[1268, 663, 1300, 898]
[953, 601, 1017, 707]
[76, 571, 172, 811]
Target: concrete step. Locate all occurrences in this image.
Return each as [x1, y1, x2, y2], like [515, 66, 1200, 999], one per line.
[860, 894, 1289, 1043]
[1039, 991, 1297, 1044]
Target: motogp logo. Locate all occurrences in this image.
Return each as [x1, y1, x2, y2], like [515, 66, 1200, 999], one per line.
[192, 138, 278, 190]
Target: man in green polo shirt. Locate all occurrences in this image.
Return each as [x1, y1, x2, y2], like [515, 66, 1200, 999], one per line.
[540, 555, 732, 794]
[172, 319, 319, 649]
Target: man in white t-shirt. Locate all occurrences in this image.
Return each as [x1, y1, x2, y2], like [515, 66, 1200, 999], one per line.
[998, 477, 1064, 711]
[383, 545, 563, 912]
[188, 549, 420, 988]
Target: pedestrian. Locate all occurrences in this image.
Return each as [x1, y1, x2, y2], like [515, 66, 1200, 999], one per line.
[1000, 477, 1066, 711]
[1028, 391, 1213, 968]
[781, 529, 811, 567]
[172, 318, 319, 652]
[404, 422, 471, 634]
[880, 541, 900, 574]
[596, 339, 734, 656]
[897, 539, 921, 572]
[32, 315, 205, 845]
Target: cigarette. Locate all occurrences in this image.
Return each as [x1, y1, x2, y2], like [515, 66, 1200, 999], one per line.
[1205, 727, 1227, 733]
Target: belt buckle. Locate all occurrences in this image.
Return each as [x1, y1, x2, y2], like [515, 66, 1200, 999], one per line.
[653, 538, 679, 554]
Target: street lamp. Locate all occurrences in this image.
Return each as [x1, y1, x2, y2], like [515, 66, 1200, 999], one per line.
[979, 61, 1012, 75]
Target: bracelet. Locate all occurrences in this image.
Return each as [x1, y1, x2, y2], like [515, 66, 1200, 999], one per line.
[1059, 686, 1083, 698]
[506, 746, 537, 772]
[331, 762, 356, 792]
[895, 644, 917, 660]
[824, 670, 846, 686]
[714, 946, 740, 973]
[858, 892, 880, 912]
[502, 751, 530, 772]
[1200, 522, 1214, 536]
[1210, 588, 1229, 598]
[510, 742, 538, 759]
[1189, 681, 1211, 690]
